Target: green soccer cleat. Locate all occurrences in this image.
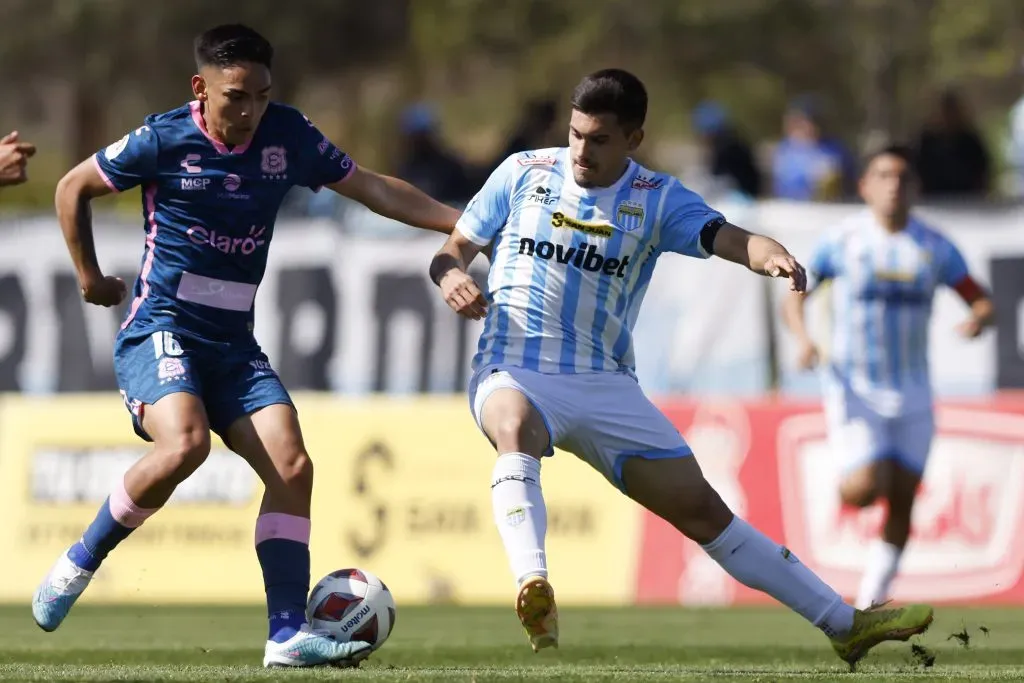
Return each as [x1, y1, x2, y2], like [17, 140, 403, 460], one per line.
[830, 602, 934, 668]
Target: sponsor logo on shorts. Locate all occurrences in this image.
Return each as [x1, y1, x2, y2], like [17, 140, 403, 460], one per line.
[249, 359, 276, 376]
[158, 357, 186, 382]
[119, 389, 142, 417]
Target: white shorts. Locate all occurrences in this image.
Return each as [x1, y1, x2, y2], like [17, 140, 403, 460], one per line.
[823, 386, 935, 476]
[468, 364, 692, 490]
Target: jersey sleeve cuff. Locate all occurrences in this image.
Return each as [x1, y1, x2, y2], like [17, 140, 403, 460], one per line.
[311, 160, 358, 193]
[455, 220, 491, 247]
[92, 155, 121, 193]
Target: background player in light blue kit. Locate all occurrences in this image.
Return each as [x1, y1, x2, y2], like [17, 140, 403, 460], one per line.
[783, 145, 994, 611]
[35, 24, 461, 669]
[429, 69, 934, 667]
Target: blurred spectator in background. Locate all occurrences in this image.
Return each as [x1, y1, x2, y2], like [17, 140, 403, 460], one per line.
[395, 103, 475, 206]
[1005, 62, 1024, 198]
[915, 88, 991, 199]
[488, 97, 559, 170]
[0, 130, 36, 187]
[691, 101, 762, 199]
[771, 96, 855, 201]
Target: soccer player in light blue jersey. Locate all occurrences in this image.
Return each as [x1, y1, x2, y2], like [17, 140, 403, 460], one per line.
[784, 145, 994, 610]
[429, 69, 934, 666]
[35, 24, 461, 669]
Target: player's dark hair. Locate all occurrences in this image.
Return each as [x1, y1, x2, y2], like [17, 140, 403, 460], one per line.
[194, 24, 273, 71]
[861, 143, 915, 177]
[571, 69, 648, 132]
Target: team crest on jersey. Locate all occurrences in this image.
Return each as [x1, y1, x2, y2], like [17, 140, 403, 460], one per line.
[517, 153, 557, 167]
[631, 174, 664, 191]
[616, 200, 645, 231]
[261, 146, 288, 179]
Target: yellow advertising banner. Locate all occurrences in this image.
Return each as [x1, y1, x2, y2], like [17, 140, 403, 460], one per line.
[0, 394, 641, 605]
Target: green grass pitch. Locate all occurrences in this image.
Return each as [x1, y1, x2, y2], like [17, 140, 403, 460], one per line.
[0, 605, 1021, 682]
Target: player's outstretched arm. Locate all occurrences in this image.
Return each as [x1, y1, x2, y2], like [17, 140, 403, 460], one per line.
[782, 291, 820, 370]
[429, 230, 487, 320]
[328, 167, 461, 235]
[54, 159, 127, 307]
[711, 223, 807, 293]
[0, 131, 36, 187]
[950, 273, 995, 339]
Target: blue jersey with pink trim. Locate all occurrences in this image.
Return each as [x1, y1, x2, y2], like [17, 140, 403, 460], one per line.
[94, 101, 355, 341]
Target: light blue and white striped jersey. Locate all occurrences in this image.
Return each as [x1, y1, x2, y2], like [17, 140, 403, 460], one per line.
[456, 147, 725, 375]
[808, 210, 970, 415]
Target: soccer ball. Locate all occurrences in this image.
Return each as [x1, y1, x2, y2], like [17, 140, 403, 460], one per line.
[306, 568, 396, 651]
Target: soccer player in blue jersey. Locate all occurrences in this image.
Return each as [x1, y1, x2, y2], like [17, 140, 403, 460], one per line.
[35, 25, 461, 668]
[783, 145, 993, 610]
[429, 69, 934, 666]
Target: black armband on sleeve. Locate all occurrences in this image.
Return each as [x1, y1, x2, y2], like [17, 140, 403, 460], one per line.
[699, 218, 725, 256]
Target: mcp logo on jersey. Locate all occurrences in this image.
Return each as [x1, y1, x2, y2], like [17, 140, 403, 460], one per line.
[518, 237, 630, 278]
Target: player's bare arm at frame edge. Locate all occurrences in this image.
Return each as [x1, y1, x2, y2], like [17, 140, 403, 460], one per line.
[55, 158, 128, 306]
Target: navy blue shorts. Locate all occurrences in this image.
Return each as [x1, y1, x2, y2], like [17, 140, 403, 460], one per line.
[114, 329, 293, 443]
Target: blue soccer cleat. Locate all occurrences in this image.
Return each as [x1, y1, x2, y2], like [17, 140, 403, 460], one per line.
[262, 626, 373, 668]
[32, 552, 95, 632]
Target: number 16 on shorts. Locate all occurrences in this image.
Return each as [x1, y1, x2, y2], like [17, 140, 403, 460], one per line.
[152, 331, 187, 382]
[152, 331, 184, 358]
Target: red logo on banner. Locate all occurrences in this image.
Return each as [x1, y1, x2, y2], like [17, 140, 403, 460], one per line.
[777, 407, 1024, 603]
[636, 399, 1024, 606]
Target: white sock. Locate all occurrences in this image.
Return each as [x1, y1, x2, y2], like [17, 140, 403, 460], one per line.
[856, 540, 902, 609]
[702, 517, 855, 638]
[491, 452, 548, 586]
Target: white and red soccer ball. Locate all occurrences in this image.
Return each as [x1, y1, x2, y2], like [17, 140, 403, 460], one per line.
[306, 568, 396, 651]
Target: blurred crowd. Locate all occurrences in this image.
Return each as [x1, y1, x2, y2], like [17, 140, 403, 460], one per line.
[5, 80, 1023, 223]
[283, 79, 1024, 231]
[292, 96, 563, 226]
[688, 88, 997, 204]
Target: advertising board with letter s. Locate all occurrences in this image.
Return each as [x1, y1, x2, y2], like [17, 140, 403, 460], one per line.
[0, 394, 641, 605]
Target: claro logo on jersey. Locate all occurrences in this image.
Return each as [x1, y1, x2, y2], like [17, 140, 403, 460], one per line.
[518, 237, 630, 277]
[187, 225, 267, 255]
